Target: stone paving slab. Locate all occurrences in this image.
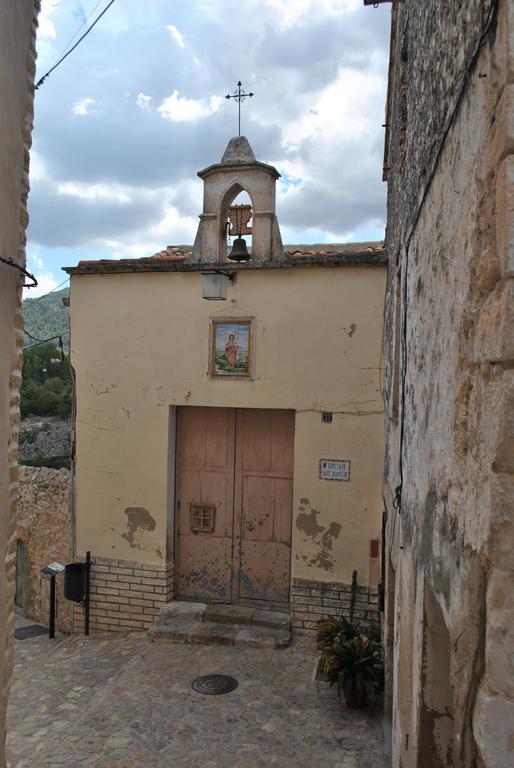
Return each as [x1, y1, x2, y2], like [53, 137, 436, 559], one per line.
[7, 629, 384, 767]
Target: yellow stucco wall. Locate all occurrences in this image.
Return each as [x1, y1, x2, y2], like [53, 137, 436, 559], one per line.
[70, 265, 386, 586]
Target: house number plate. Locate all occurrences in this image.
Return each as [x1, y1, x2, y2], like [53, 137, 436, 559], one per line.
[319, 459, 351, 481]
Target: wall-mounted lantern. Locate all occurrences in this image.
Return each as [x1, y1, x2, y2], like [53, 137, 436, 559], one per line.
[201, 271, 235, 300]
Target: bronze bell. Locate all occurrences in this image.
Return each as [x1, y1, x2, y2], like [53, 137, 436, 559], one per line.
[229, 236, 251, 262]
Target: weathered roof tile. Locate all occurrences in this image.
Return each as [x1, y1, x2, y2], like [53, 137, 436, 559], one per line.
[69, 241, 385, 274]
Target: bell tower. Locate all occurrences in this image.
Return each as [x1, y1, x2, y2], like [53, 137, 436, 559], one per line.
[192, 136, 283, 264]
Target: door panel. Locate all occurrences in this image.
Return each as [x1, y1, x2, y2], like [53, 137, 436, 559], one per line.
[238, 541, 291, 602]
[176, 406, 294, 608]
[234, 409, 294, 605]
[176, 407, 235, 602]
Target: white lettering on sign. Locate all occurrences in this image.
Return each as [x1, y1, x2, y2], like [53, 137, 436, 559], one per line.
[319, 459, 351, 481]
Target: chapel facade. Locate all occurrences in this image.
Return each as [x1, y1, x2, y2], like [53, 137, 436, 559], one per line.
[64, 136, 386, 640]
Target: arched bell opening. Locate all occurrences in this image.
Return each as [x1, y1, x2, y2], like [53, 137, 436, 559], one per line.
[218, 183, 254, 263]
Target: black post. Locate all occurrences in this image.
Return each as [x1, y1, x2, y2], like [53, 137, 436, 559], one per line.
[85, 550, 91, 636]
[49, 574, 56, 639]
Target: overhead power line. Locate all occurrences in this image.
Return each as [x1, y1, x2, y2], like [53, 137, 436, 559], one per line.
[35, 0, 117, 89]
[55, 0, 105, 62]
[0, 255, 37, 287]
[23, 330, 65, 361]
[23, 277, 70, 308]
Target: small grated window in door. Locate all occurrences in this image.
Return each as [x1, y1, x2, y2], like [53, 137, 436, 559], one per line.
[190, 504, 216, 533]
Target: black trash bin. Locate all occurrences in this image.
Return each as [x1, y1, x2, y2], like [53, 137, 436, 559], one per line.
[64, 562, 86, 602]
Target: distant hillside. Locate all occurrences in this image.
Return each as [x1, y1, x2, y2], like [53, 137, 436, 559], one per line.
[23, 287, 69, 350]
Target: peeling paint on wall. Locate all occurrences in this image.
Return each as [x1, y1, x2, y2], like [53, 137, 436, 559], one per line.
[122, 507, 156, 548]
[296, 499, 324, 537]
[296, 500, 342, 572]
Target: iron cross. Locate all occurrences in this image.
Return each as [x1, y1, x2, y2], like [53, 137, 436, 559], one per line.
[225, 81, 254, 136]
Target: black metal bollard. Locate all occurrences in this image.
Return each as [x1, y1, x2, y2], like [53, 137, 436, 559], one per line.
[49, 574, 56, 639]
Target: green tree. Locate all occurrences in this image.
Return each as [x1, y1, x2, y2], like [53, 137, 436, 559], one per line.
[20, 344, 72, 418]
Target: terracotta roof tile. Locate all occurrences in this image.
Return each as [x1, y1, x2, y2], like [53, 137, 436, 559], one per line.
[77, 245, 192, 268]
[145, 245, 192, 261]
[70, 241, 385, 273]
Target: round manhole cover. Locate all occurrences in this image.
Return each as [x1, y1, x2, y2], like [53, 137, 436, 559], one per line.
[191, 674, 239, 695]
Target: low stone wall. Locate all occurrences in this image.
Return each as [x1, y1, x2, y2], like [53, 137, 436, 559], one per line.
[73, 557, 174, 633]
[16, 466, 72, 632]
[290, 577, 380, 636]
[18, 417, 71, 461]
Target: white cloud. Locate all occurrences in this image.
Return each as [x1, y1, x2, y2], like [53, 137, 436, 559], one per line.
[38, 0, 61, 39]
[235, 0, 359, 27]
[166, 24, 185, 48]
[283, 66, 384, 150]
[157, 90, 222, 122]
[57, 182, 131, 204]
[96, 204, 198, 260]
[28, 151, 46, 182]
[24, 271, 59, 299]
[136, 93, 152, 111]
[72, 97, 96, 116]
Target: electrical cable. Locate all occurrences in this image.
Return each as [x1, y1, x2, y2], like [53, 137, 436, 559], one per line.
[0, 255, 37, 288]
[55, 0, 105, 62]
[23, 330, 64, 361]
[23, 277, 70, 308]
[394, 0, 500, 513]
[35, 0, 117, 89]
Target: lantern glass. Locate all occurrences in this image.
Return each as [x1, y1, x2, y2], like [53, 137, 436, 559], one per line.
[202, 272, 229, 300]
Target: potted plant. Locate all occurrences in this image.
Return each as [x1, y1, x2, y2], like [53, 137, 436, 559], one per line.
[316, 613, 380, 651]
[320, 632, 384, 709]
[316, 614, 357, 651]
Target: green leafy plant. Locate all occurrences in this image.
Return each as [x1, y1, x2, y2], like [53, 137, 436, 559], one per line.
[321, 633, 384, 708]
[19, 454, 71, 470]
[316, 615, 360, 650]
[316, 613, 380, 651]
[20, 343, 72, 418]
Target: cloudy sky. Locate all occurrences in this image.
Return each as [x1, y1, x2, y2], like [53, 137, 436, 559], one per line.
[27, 0, 391, 296]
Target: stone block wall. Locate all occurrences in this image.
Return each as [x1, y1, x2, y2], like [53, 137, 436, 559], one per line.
[290, 577, 380, 636]
[73, 558, 174, 632]
[380, 1, 514, 766]
[16, 466, 72, 633]
[0, 1, 40, 763]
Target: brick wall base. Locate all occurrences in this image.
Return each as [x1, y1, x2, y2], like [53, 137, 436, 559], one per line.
[73, 557, 174, 633]
[290, 577, 380, 636]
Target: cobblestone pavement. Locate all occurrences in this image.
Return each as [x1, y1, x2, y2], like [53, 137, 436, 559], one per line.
[7, 626, 384, 768]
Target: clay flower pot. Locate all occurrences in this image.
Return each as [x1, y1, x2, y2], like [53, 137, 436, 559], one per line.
[344, 690, 366, 709]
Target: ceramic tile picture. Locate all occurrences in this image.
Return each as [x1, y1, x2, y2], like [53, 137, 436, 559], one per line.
[209, 318, 254, 378]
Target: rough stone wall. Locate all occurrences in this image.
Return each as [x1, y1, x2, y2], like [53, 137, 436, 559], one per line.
[16, 467, 72, 633]
[0, 1, 40, 765]
[382, 1, 514, 766]
[18, 417, 71, 461]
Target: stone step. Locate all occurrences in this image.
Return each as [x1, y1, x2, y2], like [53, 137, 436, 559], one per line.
[149, 601, 291, 648]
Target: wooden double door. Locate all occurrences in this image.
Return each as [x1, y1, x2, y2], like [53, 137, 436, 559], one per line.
[175, 407, 294, 608]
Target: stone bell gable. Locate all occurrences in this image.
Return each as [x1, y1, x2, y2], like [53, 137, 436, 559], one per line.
[192, 136, 284, 264]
